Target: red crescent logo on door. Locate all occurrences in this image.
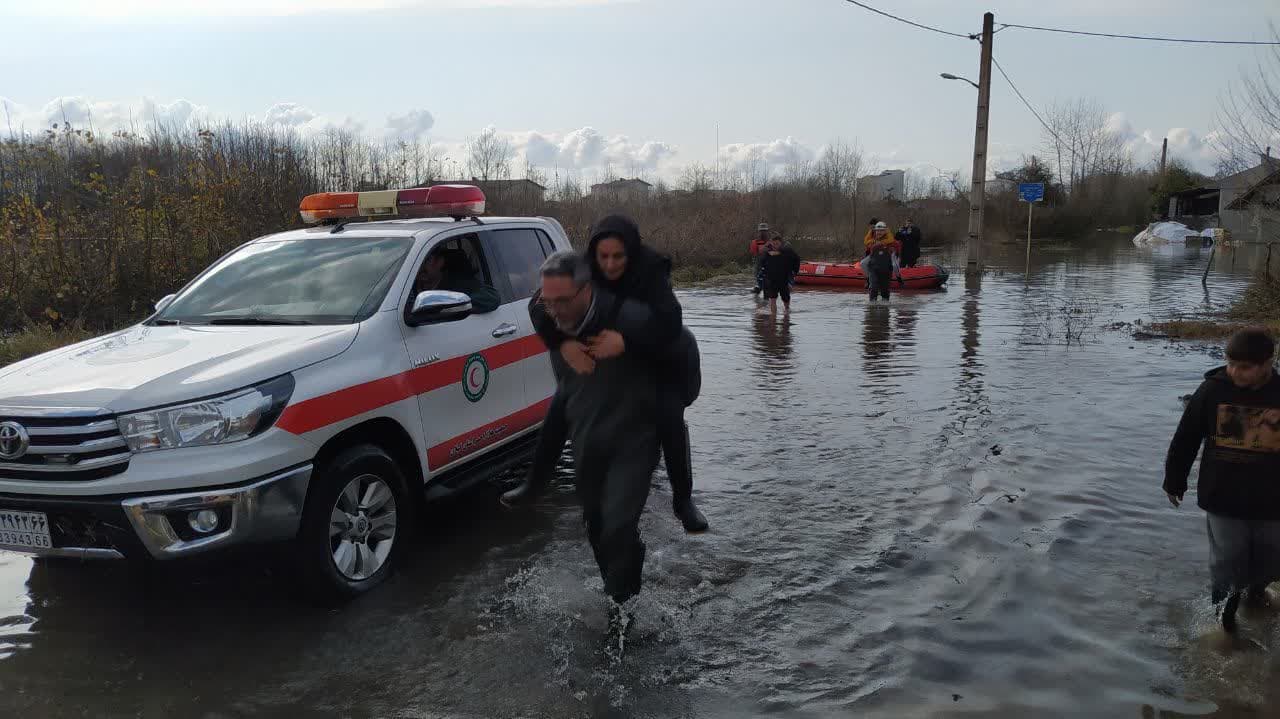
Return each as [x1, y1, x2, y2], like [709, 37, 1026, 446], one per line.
[462, 353, 489, 402]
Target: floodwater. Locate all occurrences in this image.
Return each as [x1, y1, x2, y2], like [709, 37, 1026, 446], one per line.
[3, 234, 1280, 718]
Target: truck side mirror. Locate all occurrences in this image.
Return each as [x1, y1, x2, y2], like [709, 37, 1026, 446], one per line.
[408, 290, 473, 327]
[154, 294, 177, 313]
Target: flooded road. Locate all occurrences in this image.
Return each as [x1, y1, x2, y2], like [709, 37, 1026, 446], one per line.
[4, 235, 1279, 718]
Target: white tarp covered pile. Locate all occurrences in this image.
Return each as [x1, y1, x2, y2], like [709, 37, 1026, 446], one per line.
[1133, 221, 1203, 246]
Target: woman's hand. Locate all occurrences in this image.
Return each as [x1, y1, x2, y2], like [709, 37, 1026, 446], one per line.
[560, 340, 595, 375]
[586, 330, 626, 360]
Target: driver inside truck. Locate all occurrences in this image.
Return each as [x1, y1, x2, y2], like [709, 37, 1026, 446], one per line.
[412, 244, 501, 314]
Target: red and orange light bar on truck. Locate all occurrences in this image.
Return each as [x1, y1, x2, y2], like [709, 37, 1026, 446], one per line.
[299, 185, 486, 224]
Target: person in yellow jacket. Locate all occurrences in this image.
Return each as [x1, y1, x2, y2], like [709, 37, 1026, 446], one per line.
[860, 221, 902, 301]
[861, 217, 880, 256]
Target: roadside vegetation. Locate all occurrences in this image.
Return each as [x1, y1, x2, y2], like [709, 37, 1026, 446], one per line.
[1, 75, 1258, 368]
[1148, 274, 1280, 340]
[0, 323, 95, 368]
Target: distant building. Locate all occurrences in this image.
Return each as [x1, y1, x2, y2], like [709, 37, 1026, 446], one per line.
[857, 170, 906, 203]
[1169, 155, 1280, 240]
[1222, 159, 1280, 241]
[589, 178, 653, 203]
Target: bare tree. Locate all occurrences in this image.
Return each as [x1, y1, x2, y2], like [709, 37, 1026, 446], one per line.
[1040, 97, 1127, 198]
[524, 161, 547, 188]
[391, 139, 443, 186]
[814, 140, 864, 196]
[1216, 26, 1280, 174]
[679, 162, 715, 192]
[549, 167, 583, 202]
[741, 147, 770, 191]
[465, 127, 514, 182]
[783, 155, 814, 186]
[1215, 27, 1280, 243]
[949, 170, 970, 203]
[903, 169, 931, 202]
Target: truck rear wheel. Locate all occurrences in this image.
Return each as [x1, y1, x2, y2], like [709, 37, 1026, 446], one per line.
[295, 444, 411, 602]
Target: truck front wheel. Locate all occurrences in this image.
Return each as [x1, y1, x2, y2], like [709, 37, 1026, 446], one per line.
[295, 444, 411, 602]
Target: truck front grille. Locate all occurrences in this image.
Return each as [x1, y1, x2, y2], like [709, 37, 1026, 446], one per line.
[0, 409, 131, 481]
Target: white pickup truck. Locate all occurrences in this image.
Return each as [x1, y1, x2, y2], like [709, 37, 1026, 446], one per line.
[0, 185, 565, 599]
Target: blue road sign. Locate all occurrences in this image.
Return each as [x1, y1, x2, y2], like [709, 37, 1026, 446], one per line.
[1019, 182, 1045, 203]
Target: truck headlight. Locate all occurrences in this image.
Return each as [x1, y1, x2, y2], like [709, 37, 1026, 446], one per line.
[118, 375, 295, 453]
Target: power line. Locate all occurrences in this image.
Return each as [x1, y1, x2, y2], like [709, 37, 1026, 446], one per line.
[999, 22, 1280, 46]
[990, 55, 1081, 165]
[841, 0, 976, 40]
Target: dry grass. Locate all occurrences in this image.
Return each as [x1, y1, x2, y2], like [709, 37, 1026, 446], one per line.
[1146, 319, 1280, 341]
[1230, 274, 1280, 321]
[0, 324, 97, 369]
[1145, 320, 1239, 340]
[1145, 275, 1280, 340]
[671, 261, 753, 286]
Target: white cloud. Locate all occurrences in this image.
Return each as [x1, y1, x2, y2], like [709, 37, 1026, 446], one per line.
[1105, 111, 1221, 174]
[557, 126, 607, 167]
[508, 126, 675, 172]
[264, 102, 318, 128]
[520, 132, 562, 167]
[259, 102, 367, 137]
[0, 96, 381, 141]
[630, 140, 676, 168]
[720, 136, 816, 173]
[39, 97, 135, 131]
[142, 98, 204, 128]
[385, 109, 435, 141]
[0, 96, 208, 134]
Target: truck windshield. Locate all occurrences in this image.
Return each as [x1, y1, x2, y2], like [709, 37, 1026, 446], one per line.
[154, 236, 413, 325]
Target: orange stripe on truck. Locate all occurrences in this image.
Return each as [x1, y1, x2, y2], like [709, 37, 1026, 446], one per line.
[275, 334, 547, 434]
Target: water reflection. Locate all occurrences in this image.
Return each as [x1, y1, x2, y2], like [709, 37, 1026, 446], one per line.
[892, 305, 920, 376]
[750, 312, 794, 388]
[943, 287, 989, 446]
[861, 304, 893, 377]
[961, 288, 981, 370]
[0, 492, 596, 717]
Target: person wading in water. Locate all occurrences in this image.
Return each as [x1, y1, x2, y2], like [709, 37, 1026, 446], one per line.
[1165, 328, 1280, 632]
[862, 221, 902, 302]
[503, 215, 708, 533]
[511, 251, 670, 644]
[896, 218, 923, 269]
[757, 234, 801, 315]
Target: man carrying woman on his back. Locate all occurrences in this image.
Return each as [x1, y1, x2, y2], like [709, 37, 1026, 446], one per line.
[861, 221, 902, 302]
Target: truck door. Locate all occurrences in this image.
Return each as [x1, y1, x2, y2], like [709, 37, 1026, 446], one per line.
[482, 226, 557, 411]
[399, 230, 535, 474]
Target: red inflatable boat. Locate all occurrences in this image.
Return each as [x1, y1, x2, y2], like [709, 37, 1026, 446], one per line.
[794, 261, 949, 290]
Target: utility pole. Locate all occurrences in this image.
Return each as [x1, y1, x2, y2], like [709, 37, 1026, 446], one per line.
[965, 11, 994, 279]
[1159, 137, 1168, 177]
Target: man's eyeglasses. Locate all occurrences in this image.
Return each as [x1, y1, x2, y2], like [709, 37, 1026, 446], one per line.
[541, 284, 585, 310]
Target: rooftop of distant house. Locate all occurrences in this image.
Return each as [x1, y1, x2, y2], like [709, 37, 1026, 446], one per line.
[590, 178, 654, 189]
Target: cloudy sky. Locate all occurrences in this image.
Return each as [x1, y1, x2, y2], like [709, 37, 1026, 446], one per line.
[0, 0, 1275, 182]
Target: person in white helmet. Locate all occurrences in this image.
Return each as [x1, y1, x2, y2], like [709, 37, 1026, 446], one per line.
[862, 221, 902, 302]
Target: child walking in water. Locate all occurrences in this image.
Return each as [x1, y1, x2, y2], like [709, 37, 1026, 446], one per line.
[1165, 328, 1280, 632]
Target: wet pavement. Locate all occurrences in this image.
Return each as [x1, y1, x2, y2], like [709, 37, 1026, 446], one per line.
[3, 234, 1280, 718]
